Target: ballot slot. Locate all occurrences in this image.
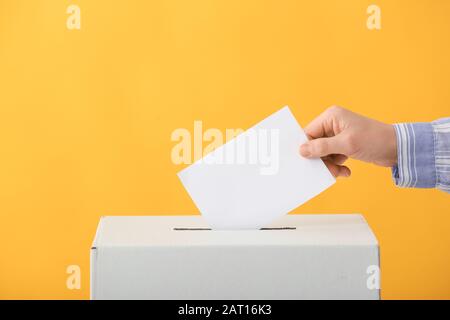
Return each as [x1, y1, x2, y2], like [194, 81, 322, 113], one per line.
[172, 227, 297, 231]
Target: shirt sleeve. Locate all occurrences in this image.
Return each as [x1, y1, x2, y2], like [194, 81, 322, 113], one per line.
[392, 118, 450, 193]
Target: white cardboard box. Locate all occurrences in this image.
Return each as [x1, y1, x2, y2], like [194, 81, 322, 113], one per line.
[90, 215, 380, 300]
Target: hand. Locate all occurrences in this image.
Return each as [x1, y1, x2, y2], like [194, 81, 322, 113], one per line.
[299, 106, 397, 178]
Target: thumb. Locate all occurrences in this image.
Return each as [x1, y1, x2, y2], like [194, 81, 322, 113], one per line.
[300, 135, 347, 158]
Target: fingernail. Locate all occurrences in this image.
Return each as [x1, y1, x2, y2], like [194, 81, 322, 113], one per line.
[300, 144, 311, 157]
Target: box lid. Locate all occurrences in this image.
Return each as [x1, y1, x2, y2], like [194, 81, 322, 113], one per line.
[92, 214, 378, 248]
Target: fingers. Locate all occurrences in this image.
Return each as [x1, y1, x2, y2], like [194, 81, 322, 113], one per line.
[301, 106, 352, 178]
[304, 110, 331, 139]
[323, 160, 351, 178]
[299, 135, 348, 158]
[304, 106, 343, 139]
[326, 154, 348, 165]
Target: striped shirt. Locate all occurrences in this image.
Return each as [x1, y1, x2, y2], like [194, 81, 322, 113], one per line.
[392, 118, 450, 193]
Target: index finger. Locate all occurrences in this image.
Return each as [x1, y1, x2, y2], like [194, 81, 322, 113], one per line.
[304, 107, 338, 139]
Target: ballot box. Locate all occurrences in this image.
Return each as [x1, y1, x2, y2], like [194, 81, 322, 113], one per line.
[90, 215, 380, 300]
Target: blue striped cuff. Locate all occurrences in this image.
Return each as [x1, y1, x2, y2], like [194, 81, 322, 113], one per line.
[392, 122, 436, 188]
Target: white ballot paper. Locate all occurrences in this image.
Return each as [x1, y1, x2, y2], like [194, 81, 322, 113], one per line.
[178, 106, 335, 230]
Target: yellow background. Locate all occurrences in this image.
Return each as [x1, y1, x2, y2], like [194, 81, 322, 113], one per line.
[0, 0, 449, 299]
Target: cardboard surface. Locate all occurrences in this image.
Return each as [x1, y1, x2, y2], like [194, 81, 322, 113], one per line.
[91, 215, 380, 300]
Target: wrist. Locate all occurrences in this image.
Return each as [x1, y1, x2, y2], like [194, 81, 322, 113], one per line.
[380, 123, 398, 167]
